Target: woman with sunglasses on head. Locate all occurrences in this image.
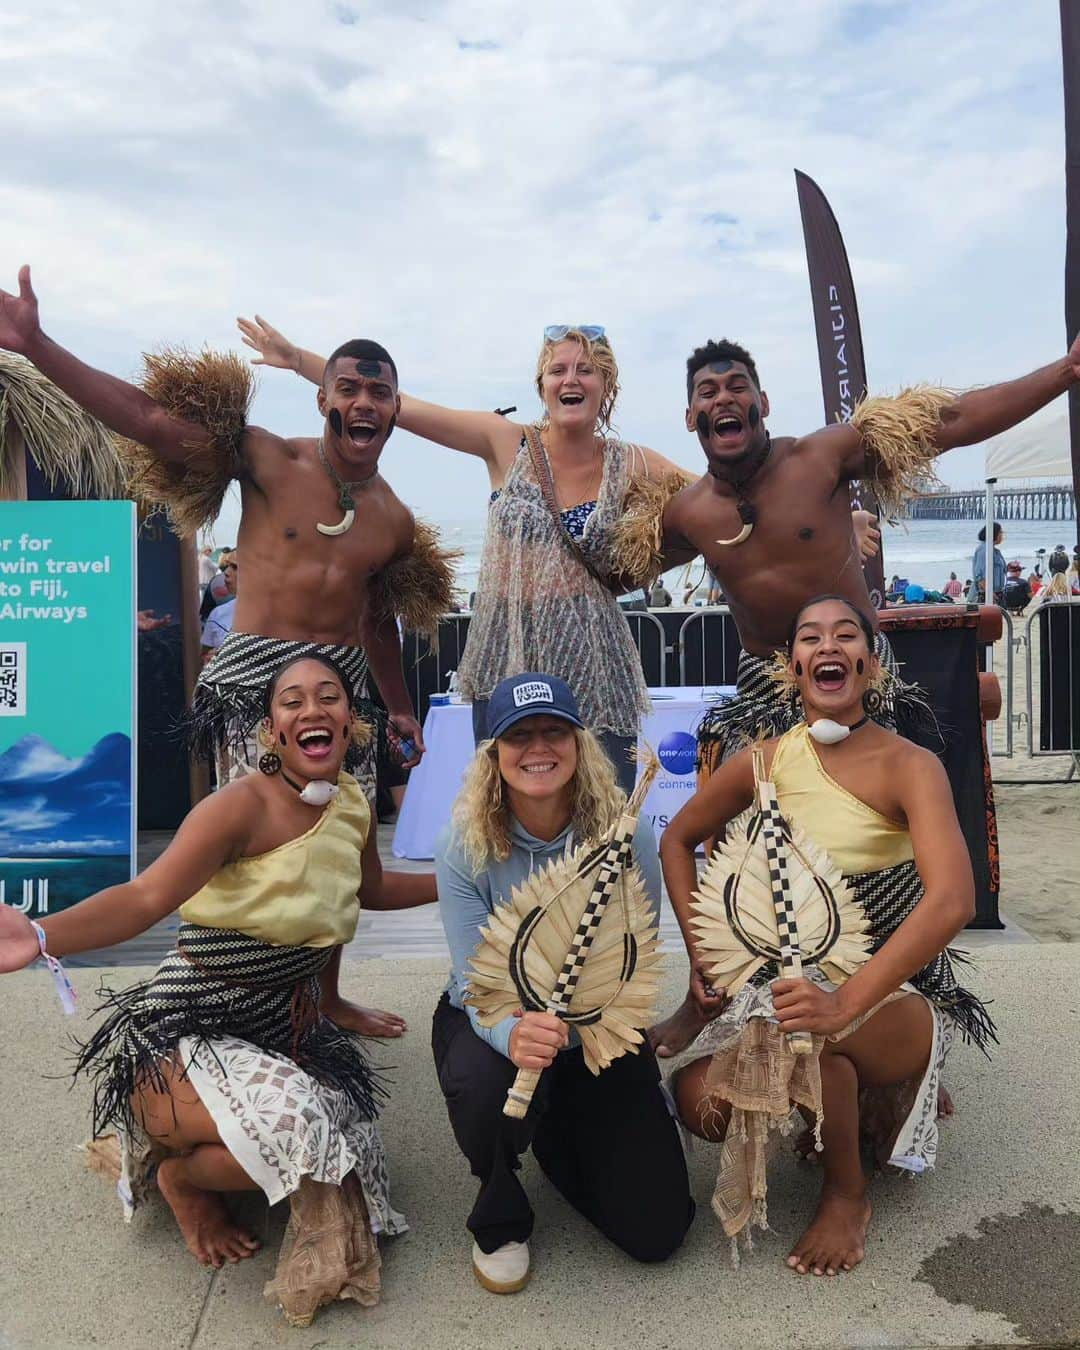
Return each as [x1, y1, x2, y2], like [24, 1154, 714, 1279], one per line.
[238, 317, 690, 794]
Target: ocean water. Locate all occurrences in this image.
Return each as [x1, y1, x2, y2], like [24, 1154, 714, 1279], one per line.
[0, 855, 131, 919]
[435, 514, 1074, 600]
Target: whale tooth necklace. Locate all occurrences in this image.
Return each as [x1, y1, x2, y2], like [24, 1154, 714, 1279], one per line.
[710, 432, 772, 547]
[315, 437, 379, 536]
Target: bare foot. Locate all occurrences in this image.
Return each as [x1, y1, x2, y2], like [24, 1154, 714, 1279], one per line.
[157, 1158, 261, 1268]
[323, 998, 407, 1038]
[787, 1187, 872, 1277]
[648, 998, 708, 1059]
[937, 1084, 955, 1118]
[793, 1125, 821, 1164]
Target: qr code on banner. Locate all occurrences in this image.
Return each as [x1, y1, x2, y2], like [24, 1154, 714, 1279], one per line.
[0, 644, 27, 716]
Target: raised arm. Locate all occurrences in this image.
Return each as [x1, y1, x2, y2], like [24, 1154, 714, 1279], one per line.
[0, 266, 210, 464]
[237, 313, 520, 466]
[930, 345, 1079, 451]
[0, 787, 251, 970]
[816, 336, 1080, 498]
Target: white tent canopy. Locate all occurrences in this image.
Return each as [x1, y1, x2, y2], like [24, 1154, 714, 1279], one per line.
[984, 411, 1073, 481]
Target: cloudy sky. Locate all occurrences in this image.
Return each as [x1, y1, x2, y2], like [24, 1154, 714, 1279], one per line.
[1, 0, 1072, 541]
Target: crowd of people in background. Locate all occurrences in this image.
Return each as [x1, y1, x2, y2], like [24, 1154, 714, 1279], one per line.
[882, 527, 1080, 614]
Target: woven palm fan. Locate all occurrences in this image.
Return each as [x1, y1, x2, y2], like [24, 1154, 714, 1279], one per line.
[690, 746, 871, 1054]
[467, 749, 663, 1118]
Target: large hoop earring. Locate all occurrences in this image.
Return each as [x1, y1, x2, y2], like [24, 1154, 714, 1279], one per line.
[257, 723, 281, 776]
[861, 667, 889, 718]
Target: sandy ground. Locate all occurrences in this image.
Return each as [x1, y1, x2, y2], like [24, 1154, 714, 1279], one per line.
[987, 617, 1080, 943]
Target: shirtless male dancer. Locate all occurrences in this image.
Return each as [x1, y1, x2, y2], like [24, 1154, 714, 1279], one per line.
[648, 333, 1080, 1056]
[0, 265, 455, 1038]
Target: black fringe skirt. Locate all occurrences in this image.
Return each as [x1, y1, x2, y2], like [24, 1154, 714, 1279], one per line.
[74, 923, 385, 1138]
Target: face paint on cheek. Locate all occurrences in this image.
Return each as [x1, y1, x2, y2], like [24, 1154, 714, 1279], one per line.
[695, 411, 711, 440]
[856, 658, 865, 675]
[328, 408, 343, 437]
[794, 661, 803, 677]
[748, 405, 760, 428]
[278, 732, 287, 747]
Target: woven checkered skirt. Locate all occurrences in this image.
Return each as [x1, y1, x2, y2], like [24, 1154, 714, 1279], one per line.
[74, 922, 385, 1140]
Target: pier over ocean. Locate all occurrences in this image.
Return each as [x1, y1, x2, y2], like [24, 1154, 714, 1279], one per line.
[906, 483, 1076, 521]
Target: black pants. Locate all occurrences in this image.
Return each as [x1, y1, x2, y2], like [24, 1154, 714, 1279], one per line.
[431, 995, 693, 1261]
[470, 698, 638, 798]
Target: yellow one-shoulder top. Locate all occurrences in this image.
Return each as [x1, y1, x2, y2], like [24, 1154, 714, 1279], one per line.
[769, 723, 914, 876]
[179, 773, 370, 947]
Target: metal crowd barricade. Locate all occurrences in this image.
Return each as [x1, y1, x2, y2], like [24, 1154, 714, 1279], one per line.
[622, 610, 669, 686]
[987, 607, 1015, 758]
[677, 607, 739, 686]
[403, 614, 473, 723]
[1024, 598, 1080, 781]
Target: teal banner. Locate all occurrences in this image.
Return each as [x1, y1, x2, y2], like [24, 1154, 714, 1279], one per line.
[0, 501, 136, 916]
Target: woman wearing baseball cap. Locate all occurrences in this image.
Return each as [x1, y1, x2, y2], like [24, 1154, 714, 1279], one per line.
[431, 673, 692, 1294]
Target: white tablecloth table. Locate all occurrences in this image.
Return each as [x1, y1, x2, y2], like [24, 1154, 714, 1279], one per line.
[392, 686, 735, 861]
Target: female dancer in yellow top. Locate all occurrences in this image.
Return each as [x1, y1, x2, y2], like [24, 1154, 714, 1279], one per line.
[0, 656, 434, 1324]
[655, 595, 993, 1278]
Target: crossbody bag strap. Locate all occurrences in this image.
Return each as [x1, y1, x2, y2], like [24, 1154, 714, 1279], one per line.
[521, 424, 611, 589]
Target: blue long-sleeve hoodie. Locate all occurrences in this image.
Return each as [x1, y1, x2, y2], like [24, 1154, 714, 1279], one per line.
[435, 814, 662, 1060]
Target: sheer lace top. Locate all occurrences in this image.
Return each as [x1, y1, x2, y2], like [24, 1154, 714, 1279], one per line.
[457, 433, 651, 735]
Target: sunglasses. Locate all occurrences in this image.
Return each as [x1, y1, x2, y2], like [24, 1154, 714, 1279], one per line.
[543, 325, 606, 343]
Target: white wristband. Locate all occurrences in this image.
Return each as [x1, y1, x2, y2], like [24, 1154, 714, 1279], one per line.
[30, 920, 77, 1015]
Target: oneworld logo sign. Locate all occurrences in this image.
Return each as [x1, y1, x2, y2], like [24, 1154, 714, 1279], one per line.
[657, 731, 697, 777]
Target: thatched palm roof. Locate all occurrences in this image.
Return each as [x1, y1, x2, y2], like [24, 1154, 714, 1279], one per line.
[0, 351, 127, 500]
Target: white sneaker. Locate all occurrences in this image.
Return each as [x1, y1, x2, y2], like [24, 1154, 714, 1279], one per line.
[471, 1239, 530, 1294]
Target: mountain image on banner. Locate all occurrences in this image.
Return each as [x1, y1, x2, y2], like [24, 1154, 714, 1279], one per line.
[0, 733, 132, 857]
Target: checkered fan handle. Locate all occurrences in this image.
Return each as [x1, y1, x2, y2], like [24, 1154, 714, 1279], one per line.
[753, 750, 814, 1057]
[503, 818, 638, 1118]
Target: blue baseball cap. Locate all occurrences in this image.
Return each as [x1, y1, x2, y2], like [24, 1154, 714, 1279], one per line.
[486, 673, 585, 740]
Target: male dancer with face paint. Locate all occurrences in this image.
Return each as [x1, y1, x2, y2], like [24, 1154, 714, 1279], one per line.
[0, 265, 456, 1039]
[645, 333, 1080, 1057]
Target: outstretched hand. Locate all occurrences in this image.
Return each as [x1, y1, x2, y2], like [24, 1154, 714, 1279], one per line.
[0, 903, 42, 973]
[0, 265, 42, 356]
[236, 315, 299, 371]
